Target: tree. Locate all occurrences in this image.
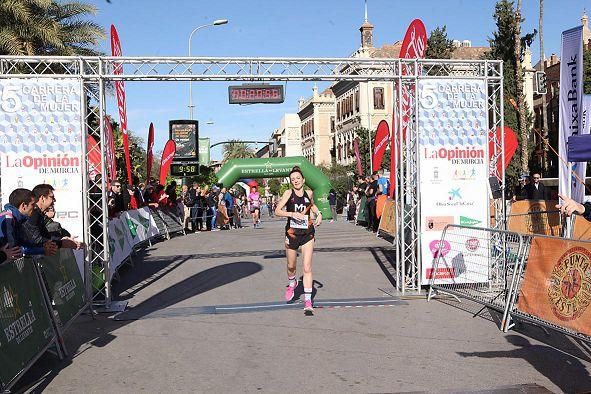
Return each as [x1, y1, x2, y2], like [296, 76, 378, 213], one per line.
[108, 119, 147, 184]
[514, 0, 528, 176]
[487, 0, 536, 187]
[318, 162, 354, 204]
[0, 0, 105, 56]
[426, 26, 454, 59]
[267, 178, 281, 196]
[353, 126, 390, 175]
[539, 0, 550, 170]
[222, 140, 256, 163]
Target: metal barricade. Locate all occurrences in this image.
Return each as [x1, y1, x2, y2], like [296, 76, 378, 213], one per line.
[427, 225, 527, 328]
[507, 204, 564, 236]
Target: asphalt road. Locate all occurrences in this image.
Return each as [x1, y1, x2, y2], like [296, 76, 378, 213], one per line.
[16, 216, 591, 393]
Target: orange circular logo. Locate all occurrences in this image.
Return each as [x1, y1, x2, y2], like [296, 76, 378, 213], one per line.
[548, 247, 591, 321]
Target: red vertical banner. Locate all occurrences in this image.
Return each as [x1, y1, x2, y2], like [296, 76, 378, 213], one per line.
[159, 140, 177, 186]
[353, 138, 363, 176]
[87, 135, 102, 180]
[372, 120, 390, 172]
[146, 122, 155, 182]
[489, 126, 518, 179]
[110, 24, 132, 185]
[105, 116, 117, 183]
[390, 19, 427, 198]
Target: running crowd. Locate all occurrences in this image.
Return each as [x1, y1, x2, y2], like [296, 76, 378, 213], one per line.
[100, 175, 276, 232]
[0, 185, 84, 265]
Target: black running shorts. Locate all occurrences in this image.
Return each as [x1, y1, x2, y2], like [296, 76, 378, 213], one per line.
[285, 231, 314, 250]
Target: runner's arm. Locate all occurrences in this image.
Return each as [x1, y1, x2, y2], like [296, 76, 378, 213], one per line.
[274, 189, 292, 218]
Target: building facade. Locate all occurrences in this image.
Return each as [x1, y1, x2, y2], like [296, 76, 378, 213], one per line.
[270, 114, 302, 158]
[297, 85, 335, 166]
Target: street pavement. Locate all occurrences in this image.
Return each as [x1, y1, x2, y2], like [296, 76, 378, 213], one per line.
[16, 216, 591, 393]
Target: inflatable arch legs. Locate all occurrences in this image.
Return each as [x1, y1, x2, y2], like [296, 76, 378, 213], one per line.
[216, 157, 334, 219]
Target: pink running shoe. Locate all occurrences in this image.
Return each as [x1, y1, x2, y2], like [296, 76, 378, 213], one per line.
[304, 300, 313, 315]
[285, 280, 298, 302]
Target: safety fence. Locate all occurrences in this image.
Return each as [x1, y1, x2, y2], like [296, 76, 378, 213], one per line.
[428, 224, 591, 345]
[0, 249, 86, 392]
[91, 205, 185, 299]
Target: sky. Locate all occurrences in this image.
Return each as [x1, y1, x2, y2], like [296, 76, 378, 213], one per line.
[87, 0, 588, 160]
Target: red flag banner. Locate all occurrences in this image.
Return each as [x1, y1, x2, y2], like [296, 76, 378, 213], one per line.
[87, 135, 102, 180]
[489, 126, 518, 179]
[372, 120, 390, 172]
[390, 19, 427, 198]
[146, 122, 155, 182]
[159, 140, 177, 186]
[110, 24, 132, 185]
[105, 116, 117, 182]
[353, 138, 363, 176]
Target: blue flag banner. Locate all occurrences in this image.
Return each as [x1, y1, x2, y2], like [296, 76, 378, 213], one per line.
[567, 134, 591, 162]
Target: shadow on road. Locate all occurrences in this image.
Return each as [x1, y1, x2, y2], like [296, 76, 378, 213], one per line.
[457, 334, 591, 393]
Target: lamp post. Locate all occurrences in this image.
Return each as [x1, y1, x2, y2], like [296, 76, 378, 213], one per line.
[188, 19, 228, 120]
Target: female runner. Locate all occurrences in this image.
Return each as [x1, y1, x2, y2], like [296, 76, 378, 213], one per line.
[275, 166, 322, 315]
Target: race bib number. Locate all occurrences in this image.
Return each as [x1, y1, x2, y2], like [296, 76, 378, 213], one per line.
[290, 215, 309, 229]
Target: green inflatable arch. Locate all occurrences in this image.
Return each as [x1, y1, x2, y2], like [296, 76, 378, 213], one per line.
[216, 156, 334, 219]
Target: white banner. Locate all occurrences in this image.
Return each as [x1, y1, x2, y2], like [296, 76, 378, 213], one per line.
[123, 208, 159, 246]
[0, 78, 84, 240]
[417, 79, 489, 285]
[107, 216, 133, 279]
[559, 26, 584, 201]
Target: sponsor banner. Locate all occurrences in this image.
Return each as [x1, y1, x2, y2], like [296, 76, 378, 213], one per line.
[159, 139, 176, 186]
[489, 126, 518, 180]
[105, 117, 117, 183]
[573, 215, 591, 240]
[199, 137, 210, 167]
[356, 195, 367, 223]
[123, 208, 159, 246]
[390, 19, 427, 196]
[107, 216, 133, 279]
[507, 200, 561, 236]
[0, 258, 56, 386]
[559, 26, 583, 201]
[376, 194, 388, 218]
[353, 138, 362, 176]
[87, 135, 102, 180]
[517, 237, 591, 337]
[111, 24, 132, 184]
[372, 120, 390, 172]
[146, 122, 154, 182]
[378, 198, 397, 236]
[0, 78, 84, 243]
[38, 249, 85, 327]
[570, 94, 591, 200]
[418, 79, 489, 285]
[425, 216, 454, 232]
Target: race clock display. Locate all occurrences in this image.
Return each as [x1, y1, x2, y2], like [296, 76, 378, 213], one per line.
[228, 84, 284, 104]
[170, 162, 199, 176]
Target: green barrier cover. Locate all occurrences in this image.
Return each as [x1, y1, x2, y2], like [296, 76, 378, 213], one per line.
[0, 259, 55, 387]
[357, 195, 367, 223]
[39, 249, 85, 328]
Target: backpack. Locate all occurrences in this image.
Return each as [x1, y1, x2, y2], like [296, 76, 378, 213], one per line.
[184, 190, 196, 207]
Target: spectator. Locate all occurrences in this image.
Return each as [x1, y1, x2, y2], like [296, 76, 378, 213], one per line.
[108, 181, 126, 217]
[328, 189, 337, 223]
[181, 184, 195, 232]
[166, 181, 178, 208]
[1, 188, 57, 256]
[512, 175, 529, 202]
[366, 173, 379, 232]
[377, 169, 390, 196]
[222, 187, 234, 228]
[151, 185, 168, 207]
[25, 184, 81, 250]
[522, 173, 549, 200]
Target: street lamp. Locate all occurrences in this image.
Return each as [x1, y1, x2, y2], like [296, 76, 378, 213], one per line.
[188, 19, 229, 120]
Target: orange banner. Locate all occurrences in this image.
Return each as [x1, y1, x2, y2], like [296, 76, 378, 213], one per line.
[507, 200, 561, 236]
[517, 237, 591, 337]
[376, 194, 388, 218]
[378, 199, 396, 236]
[573, 215, 591, 240]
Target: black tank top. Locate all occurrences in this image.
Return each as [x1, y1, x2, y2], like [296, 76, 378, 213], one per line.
[285, 189, 314, 234]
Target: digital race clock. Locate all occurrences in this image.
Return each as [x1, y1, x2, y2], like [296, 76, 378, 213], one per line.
[170, 162, 199, 176]
[228, 84, 284, 104]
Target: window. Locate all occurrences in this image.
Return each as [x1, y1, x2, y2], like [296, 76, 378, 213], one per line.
[374, 87, 384, 110]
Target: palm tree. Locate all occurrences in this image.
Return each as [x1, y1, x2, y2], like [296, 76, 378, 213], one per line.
[222, 140, 256, 163]
[539, 0, 549, 171]
[0, 0, 105, 56]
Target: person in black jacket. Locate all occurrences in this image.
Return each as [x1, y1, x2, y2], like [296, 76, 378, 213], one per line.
[522, 173, 549, 200]
[24, 184, 81, 250]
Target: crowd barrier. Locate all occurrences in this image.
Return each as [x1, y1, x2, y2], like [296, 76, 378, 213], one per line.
[0, 249, 86, 392]
[377, 198, 397, 238]
[507, 200, 563, 236]
[428, 224, 591, 345]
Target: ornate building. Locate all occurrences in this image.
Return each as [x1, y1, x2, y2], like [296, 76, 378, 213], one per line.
[297, 85, 335, 166]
